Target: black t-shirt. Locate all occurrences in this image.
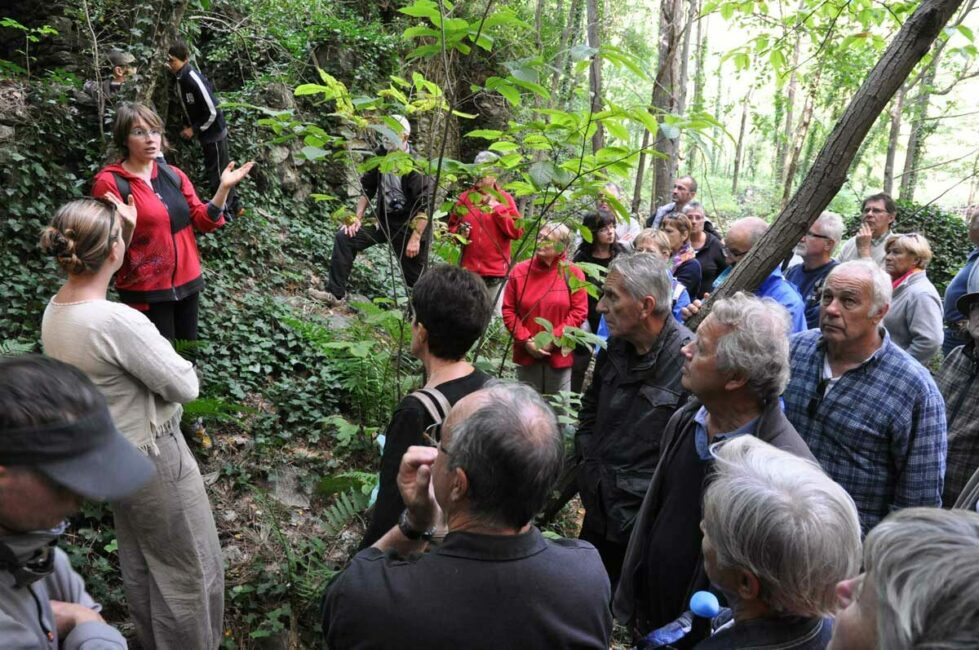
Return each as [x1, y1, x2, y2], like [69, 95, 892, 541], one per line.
[360, 369, 491, 547]
[693, 233, 728, 299]
[573, 247, 622, 332]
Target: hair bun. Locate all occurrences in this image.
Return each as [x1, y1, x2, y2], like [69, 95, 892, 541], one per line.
[40, 226, 75, 258]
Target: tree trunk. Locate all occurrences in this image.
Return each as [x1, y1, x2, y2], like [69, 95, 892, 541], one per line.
[632, 126, 651, 215]
[710, 62, 723, 175]
[586, 0, 604, 152]
[731, 93, 749, 195]
[780, 74, 819, 208]
[650, 0, 683, 210]
[687, 0, 965, 330]
[140, 0, 191, 117]
[882, 85, 906, 195]
[777, 41, 801, 185]
[899, 55, 939, 201]
[676, 0, 695, 115]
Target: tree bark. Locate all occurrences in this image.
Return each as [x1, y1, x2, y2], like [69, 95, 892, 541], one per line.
[882, 85, 906, 195]
[777, 39, 801, 185]
[731, 92, 749, 195]
[139, 0, 191, 117]
[650, 0, 683, 210]
[687, 0, 966, 330]
[586, 0, 604, 152]
[899, 55, 939, 201]
[780, 73, 819, 208]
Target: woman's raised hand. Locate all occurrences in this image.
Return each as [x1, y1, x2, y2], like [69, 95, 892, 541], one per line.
[102, 192, 137, 244]
[220, 160, 256, 189]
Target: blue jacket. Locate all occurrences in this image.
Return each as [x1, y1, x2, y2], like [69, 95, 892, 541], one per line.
[715, 267, 807, 333]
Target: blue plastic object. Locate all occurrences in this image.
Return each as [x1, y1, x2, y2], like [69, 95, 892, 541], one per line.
[635, 591, 720, 649]
[690, 591, 720, 618]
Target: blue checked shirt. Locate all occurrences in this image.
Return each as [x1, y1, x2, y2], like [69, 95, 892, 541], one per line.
[784, 329, 946, 531]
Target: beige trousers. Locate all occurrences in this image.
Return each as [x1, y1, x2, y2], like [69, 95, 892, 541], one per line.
[113, 429, 224, 650]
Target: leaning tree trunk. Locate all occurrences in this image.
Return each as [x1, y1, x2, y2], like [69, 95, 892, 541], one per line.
[882, 85, 906, 195]
[650, 0, 683, 209]
[687, 0, 966, 330]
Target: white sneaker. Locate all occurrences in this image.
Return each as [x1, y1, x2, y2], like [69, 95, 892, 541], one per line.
[308, 288, 343, 306]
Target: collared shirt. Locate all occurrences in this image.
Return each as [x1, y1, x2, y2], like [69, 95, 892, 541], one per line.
[693, 406, 758, 460]
[838, 230, 891, 268]
[786, 260, 839, 330]
[784, 329, 947, 531]
[323, 527, 612, 649]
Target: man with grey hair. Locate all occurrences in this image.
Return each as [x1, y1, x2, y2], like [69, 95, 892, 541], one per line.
[647, 175, 697, 230]
[614, 293, 815, 639]
[575, 253, 692, 584]
[830, 507, 979, 649]
[695, 436, 861, 649]
[683, 217, 807, 332]
[783, 260, 946, 532]
[315, 115, 435, 304]
[786, 211, 844, 329]
[322, 381, 612, 649]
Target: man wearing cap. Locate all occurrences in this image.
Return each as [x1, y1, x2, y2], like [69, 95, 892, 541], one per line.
[936, 288, 979, 505]
[0, 355, 153, 649]
[446, 151, 523, 311]
[80, 50, 139, 131]
[314, 115, 435, 304]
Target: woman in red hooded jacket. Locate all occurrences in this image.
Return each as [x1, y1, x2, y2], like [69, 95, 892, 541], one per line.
[502, 221, 588, 396]
[92, 102, 253, 341]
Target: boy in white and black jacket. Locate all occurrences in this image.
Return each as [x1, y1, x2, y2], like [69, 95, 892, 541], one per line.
[167, 40, 241, 219]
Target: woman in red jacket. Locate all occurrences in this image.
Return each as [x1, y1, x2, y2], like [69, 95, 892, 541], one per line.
[92, 102, 254, 341]
[447, 151, 523, 310]
[502, 221, 588, 396]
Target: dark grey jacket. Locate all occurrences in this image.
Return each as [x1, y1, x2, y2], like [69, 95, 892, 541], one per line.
[613, 398, 816, 633]
[576, 317, 692, 544]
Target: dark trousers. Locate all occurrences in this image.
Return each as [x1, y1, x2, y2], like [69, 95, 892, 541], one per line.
[578, 527, 627, 591]
[202, 137, 239, 217]
[144, 293, 200, 344]
[327, 222, 426, 299]
[571, 345, 593, 393]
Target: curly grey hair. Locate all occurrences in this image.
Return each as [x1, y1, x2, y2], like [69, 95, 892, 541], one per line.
[862, 507, 979, 649]
[704, 436, 861, 616]
[709, 292, 791, 402]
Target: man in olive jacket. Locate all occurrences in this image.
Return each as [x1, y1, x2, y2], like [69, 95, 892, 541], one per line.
[576, 254, 692, 585]
[613, 294, 816, 644]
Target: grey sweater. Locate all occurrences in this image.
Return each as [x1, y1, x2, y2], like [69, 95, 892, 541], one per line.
[884, 271, 943, 364]
[0, 541, 126, 649]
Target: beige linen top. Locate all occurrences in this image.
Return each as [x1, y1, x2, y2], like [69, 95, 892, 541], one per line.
[42, 298, 198, 454]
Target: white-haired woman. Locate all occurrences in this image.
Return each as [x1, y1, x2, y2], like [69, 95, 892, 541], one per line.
[502, 221, 588, 395]
[696, 436, 862, 649]
[830, 507, 979, 649]
[882, 233, 943, 364]
[40, 198, 224, 649]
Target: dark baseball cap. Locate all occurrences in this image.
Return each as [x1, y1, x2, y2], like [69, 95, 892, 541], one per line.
[957, 290, 979, 319]
[0, 358, 153, 501]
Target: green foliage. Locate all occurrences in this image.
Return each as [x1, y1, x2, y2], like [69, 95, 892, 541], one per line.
[322, 488, 372, 536]
[842, 199, 971, 294]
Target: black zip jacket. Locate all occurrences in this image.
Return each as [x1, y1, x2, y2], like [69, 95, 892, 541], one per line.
[175, 64, 227, 144]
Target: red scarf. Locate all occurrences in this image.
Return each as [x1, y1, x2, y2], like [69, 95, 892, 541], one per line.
[891, 268, 916, 289]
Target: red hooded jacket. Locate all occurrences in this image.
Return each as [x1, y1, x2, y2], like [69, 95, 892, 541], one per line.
[92, 161, 225, 307]
[447, 184, 523, 278]
[502, 254, 588, 369]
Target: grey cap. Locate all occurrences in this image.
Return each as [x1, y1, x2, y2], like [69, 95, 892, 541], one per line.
[107, 50, 136, 67]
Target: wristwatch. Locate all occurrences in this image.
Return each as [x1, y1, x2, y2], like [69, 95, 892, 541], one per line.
[398, 509, 436, 541]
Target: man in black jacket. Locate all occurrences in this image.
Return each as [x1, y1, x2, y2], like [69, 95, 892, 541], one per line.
[576, 253, 691, 585]
[314, 115, 435, 304]
[613, 293, 816, 646]
[167, 40, 240, 219]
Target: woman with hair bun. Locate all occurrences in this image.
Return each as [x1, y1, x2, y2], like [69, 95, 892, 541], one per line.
[40, 197, 224, 650]
[91, 101, 254, 341]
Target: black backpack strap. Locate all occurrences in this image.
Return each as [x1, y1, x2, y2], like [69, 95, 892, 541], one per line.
[409, 388, 452, 425]
[155, 158, 183, 193]
[111, 172, 131, 204]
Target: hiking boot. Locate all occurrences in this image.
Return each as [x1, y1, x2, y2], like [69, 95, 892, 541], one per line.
[309, 288, 343, 307]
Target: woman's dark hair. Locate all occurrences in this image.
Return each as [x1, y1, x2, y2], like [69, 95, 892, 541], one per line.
[168, 40, 191, 62]
[575, 211, 620, 258]
[411, 265, 492, 360]
[0, 355, 105, 430]
[112, 102, 166, 160]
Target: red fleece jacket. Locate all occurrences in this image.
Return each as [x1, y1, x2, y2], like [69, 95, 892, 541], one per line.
[447, 184, 523, 278]
[92, 161, 224, 307]
[502, 254, 588, 369]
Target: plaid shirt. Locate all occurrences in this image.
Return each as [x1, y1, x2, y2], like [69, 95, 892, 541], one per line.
[935, 340, 979, 504]
[784, 329, 946, 531]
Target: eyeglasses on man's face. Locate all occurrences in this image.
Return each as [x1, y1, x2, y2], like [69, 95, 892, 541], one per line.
[804, 230, 831, 240]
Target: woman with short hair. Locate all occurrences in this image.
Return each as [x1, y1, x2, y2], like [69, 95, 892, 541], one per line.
[683, 201, 727, 298]
[660, 212, 703, 299]
[91, 102, 253, 341]
[40, 197, 224, 649]
[502, 221, 588, 395]
[881, 233, 943, 364]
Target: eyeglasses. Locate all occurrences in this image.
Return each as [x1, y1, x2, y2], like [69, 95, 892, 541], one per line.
[804, 230, 831, 240]
[721, 243, 749, 258]
[130, 128, 162, 139]
[807, 377, 830, 418]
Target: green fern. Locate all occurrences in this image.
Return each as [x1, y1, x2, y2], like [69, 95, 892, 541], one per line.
[323, 488, 371, 536]
[0, 339, 35, 356]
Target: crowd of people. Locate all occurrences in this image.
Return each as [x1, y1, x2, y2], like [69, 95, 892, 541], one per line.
[3, 51, 979, 650]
